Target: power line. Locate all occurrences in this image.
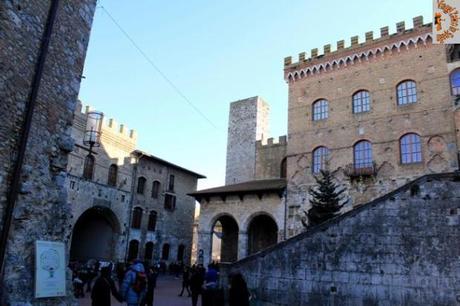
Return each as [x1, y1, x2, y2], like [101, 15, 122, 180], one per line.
[97, 5, 220, 130]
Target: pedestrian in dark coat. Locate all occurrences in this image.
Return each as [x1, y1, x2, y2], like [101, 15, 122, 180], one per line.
[144, 267, 158, 306]
[228, 273, 250, 306]
[90, 267, 123, 306]
[178, 266, 191, 296]
[189, 267, 204, 306]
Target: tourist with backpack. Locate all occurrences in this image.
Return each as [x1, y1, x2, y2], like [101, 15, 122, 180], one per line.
[121, 260, 147, 306]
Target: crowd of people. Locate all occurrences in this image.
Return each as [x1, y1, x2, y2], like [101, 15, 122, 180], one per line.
[70, 259, 250, 306]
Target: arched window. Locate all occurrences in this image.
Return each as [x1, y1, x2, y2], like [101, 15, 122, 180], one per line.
[451, 69, 460, 95]
[151, 181, 160, 198]
[144, 242, 154, 261]
[352, 90, 370, 113]
[177, 244, 185, 261]
[400, 133, 422, 164]
[312, 147, 329, 174]
[161, 243, 170, 260]
[312, 99, 329, 121]
[397, 80, 417, 105]
[280, 158, 287, 178]
[137, 177, 146, 194]
[147, 211, 157, 231]
[83, 155, 95, 180]
[354, 141, 373, 169]
[128, 240, 139, 261]
[131, 207, 143, 229]
[107, 164, 118, 186]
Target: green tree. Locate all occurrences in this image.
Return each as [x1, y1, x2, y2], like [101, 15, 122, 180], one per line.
[302, 170, 348, 227]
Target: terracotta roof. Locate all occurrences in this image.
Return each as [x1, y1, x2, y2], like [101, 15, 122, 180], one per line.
[188, 178, 286, 198]
[133, 150, 206, 179]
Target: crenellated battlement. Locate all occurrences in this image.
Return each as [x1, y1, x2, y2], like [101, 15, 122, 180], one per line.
[256, 135, 287, 148]
[76, 100, 137, 140]
[284, 16, 433, 82]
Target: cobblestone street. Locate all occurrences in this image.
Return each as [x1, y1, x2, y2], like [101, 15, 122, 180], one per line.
[79, 276, 198, 306]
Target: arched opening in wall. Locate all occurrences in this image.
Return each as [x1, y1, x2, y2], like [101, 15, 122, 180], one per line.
[177, 244, 185, 262]
[70, 206, 121, 261]
[128, 240, 139, 261]
[280, 157, 287, 178]
[211, 215, 239, 263]
[247, 214, 278, 255]
[144, 242, 154, 262]
[162, 243, 170, 260]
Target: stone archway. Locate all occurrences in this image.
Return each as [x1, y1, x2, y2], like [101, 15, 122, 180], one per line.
[247, 214, 278, 255]
[70, 206, 121, 261]
[211, 215, 239, 263]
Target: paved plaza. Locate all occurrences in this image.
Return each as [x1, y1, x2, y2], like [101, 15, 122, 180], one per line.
[79, 275, 198, 306]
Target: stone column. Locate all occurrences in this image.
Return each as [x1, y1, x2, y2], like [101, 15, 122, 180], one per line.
[238, 231, 248, 260]
[197, 230, 212, 265]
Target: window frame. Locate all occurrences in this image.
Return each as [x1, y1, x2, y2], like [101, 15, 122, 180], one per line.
[400, 133, 423, 164]
[312, 99, 329, 121]
[352, 90, 371, 114]
[312, 146, 330, 174]
[396, 80, 417, 105]
[164, 194, 176, 211]
[83, 154, 95, 180]
[137, 177, 146, 194]
[147, 210, 157, 231]
[107, 164, 118, 187]
[450, 69, 460, 96]
[151, 180, 161, 198]
[353, 140, 373, 169]
[168, 174, 175, 192]
[131, 207, 143, 229]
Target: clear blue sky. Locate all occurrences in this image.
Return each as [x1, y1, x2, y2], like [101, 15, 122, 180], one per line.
[79, 0, 432, 189]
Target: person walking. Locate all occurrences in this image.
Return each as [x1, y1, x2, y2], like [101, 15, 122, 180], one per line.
[189, 267, 204, 306]
[228, 273, 250, 306]
[144, 266, 158, 306]
[178, 266, 191, 297]
[121, 260, 147, 306]
[90, 266, 123, 306]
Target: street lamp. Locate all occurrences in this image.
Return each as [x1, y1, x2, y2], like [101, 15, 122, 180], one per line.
[83, 110, 103, 154]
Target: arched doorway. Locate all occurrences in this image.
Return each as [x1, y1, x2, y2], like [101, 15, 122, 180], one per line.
[211, 215, 239, 263]
[128, 240, 139, 261]
[177, 244, 185, 262]
[247, 214, 278, 255]
[144, 242, 154, 262]
[70, 206, 121, 261]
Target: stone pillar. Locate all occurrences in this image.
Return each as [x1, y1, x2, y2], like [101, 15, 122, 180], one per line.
[238, 231, 248, 260]
[197, 230, 212, 265]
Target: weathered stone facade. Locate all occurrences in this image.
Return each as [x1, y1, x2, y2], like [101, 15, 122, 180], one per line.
[220, 173, 460, 305]
[129, 152, 204, 265]
[0, 0, 96, 304]
[284, 17, 460, 236]
[67, 101, 137, 262]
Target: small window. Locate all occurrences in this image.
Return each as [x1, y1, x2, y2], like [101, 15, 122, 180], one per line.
[451, 69, 460, 95]
[151, 181, 160, 198]
[144, 242, 154, 261]
[168, 174, 175, 192]
[177, 244, 185, 261]
[280, 158, 287, 178]
[107, 164, 118, 187]
[312, 146, 329, 174]
[137, 177, 146, 194]
[312, 99, 329, 121]
[148, 211, 157, 231]
[400, 133, 422, 164]
[131, 207, 143, 229]
[354, 141, 373, 169]
[164, 194, 176, 211]
[162, 243, 170, 260]
[128, 240, 139, 261]
[397, 80, 417, 105]
[83, 155, 95, 180]
[352, 90, 370, 113]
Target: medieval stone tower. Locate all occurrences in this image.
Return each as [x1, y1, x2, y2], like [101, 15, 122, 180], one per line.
[225, 96, 270, 184]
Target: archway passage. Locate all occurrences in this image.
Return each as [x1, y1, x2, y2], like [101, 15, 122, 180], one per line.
[248, 214, 278, 255]
[70, 206, 121, 261]
[211, 215, 239, 263]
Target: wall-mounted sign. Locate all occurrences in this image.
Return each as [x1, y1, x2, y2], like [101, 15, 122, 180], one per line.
[434, 0, 460, 43]
[35, 240, 66, 298]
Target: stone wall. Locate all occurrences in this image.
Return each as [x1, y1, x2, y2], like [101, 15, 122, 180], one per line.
[220, 173, 460, 306]
[255, 136, 287, 180]
[225, 96, 269, 184]
[131, 155, 201, 265]
[0, 0, 96, 304]
[284, 18, 460, 236]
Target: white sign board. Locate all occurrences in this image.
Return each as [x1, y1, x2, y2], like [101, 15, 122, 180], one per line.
[35, 240, 66, 298]
[433, 0, 460, 43]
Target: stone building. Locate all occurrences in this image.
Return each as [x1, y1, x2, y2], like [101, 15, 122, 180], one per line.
[128, 151, 205, 265]
[0, 0, 97, 304]
[193, 16, 460, 264]
[66, 101, 205, 265]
